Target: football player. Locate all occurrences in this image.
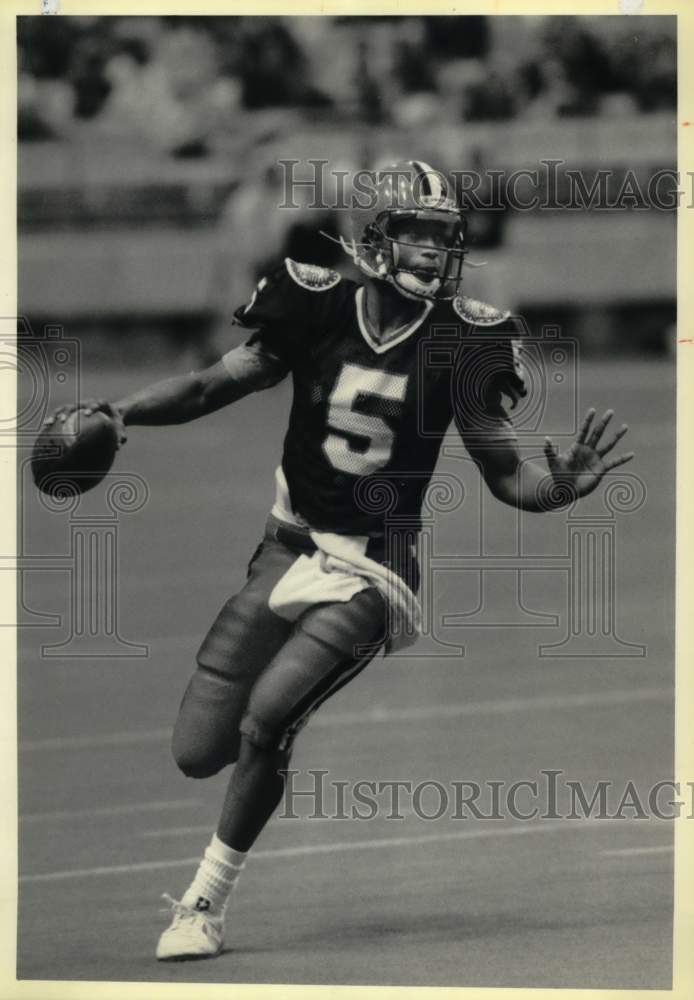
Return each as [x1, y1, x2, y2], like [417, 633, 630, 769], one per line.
[45, 161, 633, 961]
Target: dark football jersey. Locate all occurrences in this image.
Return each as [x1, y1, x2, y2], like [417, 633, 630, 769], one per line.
[232, 258, 527, 535]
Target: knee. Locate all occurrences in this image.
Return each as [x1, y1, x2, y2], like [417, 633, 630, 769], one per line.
[171, 665, 244, 777]
[172, 746, 221, 779]
[235, 732, 296, 776]
[171, 732, 239, 779]
[239, 706, 295, 757]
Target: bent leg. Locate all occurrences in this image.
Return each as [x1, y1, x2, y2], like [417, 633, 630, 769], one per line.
[241, 585, 388, 751]
[217, 587, 387, 849]
[171, 538, 296, 778]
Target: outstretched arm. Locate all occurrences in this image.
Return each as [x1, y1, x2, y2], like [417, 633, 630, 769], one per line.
[114, 346, 282, 426]
[462, 407, 634, 512]
[44, 338, 288, 441]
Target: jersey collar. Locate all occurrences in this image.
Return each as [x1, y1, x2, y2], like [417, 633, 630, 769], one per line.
[355, 287, 433, 354]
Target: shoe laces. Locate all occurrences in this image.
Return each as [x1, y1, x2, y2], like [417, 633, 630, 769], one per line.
[160, 893, 201, 925]
[160, 893, 223, 927]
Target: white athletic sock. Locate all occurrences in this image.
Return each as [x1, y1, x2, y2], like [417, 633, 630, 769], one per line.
[180, 834, 248, 915]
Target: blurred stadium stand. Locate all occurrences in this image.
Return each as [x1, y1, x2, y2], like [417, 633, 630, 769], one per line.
[17, 14, 676, 359]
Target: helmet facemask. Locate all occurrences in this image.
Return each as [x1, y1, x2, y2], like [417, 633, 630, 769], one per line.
[376, 210, 467, 301]
[338, 160, 469, 300]
[356, 208, 466, 301]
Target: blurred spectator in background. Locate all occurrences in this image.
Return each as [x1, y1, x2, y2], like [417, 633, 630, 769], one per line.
[436, 58, 485, 123]
[99, 38, 154, 135]
[16, 13, 676, 361]
[462, 146, 507, 250]
[539, 18, 613, 117]
[354, 38, 386, 124]
[18, 15, 104, 139]
[202, 159, 349, 363]
[608, 27, 676, 112]
[18, 45, 73, 140]
[69, 38, 112, 119]
[390, 19, 440, 127]
[514, 17, 675, 119]
[392, 19, 437, 97]
[235, 19, 332, 110]
[99, 24, 241, 156]
[17, 13, 677, 147]
[290, 18, 362, 117]
[511, 19, 608, 119]
[425, 15, 490, 60]
[463, 58, 517, 121]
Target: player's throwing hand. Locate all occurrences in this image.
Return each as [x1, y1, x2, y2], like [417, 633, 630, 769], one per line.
[43, 399, 128, 447]
[543, 407, 634, 499]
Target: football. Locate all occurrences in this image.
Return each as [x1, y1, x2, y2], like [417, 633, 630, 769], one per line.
[31, 409, 120, 497]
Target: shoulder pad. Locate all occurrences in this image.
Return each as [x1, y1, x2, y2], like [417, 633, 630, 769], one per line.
[285, 258, 342, 292]
[453, 295, 511, 326]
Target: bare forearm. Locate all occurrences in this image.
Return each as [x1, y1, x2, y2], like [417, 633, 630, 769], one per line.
[464, 406, 633, 516]
[114, 373, 210, 426]
[113, 343, 285, 427]
[116, 371, 261, 426]
[486, 459, 576, 512]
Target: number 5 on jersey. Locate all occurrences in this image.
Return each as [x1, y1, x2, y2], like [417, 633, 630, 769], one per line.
[323, 363, 409, 475]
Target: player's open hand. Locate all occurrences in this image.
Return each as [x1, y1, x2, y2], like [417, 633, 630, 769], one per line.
[543, 407, 634, 499]
[43, 399, 128, 448]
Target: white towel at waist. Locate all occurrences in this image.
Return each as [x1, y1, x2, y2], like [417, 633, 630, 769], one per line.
[267, 467, 422, 652]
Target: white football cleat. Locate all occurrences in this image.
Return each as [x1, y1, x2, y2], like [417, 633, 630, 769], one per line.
[156, 893, 225, 961]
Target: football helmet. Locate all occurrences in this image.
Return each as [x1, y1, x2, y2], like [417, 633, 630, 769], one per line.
[343, 160, 468, 301]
